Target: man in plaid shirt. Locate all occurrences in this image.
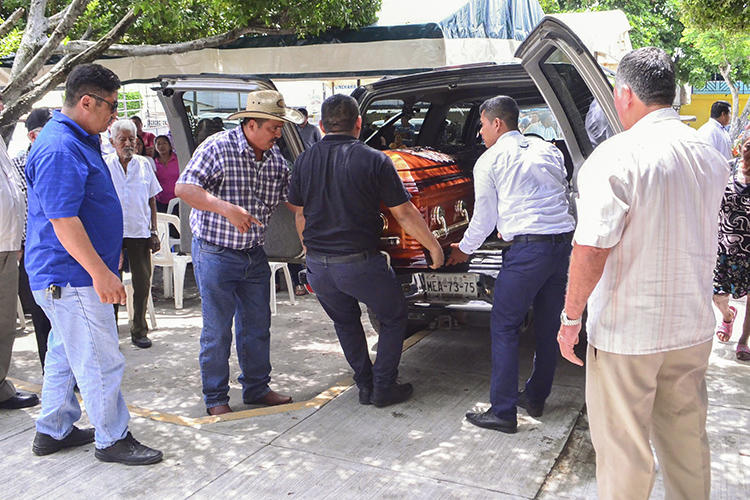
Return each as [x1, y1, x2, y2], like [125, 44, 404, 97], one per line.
[176, 90, 304, 416]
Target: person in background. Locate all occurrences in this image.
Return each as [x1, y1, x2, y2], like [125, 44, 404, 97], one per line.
[154, 134, 180, 212]
[713, 137, 750, 361]
[697, 100, 733, 160]
[14, 108, 53, 371]
[296, 107, 322, 149]
[104, 119, 161, 349]
[25, 63, 162, 464]
[131, 116, 155, 157]
[0, 94, 40, 411]
[557, 47, 728, 500]
[194, 118, 223, 146]
[134, 136, 156, 172]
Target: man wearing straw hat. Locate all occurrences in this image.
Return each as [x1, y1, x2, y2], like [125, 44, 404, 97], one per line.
[176, 89, 304, 416]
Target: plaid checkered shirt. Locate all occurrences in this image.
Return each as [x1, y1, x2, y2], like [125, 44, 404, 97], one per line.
[177, 126, 290, 250]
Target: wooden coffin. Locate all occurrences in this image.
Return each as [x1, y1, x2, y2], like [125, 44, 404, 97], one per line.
[380, 148, 474, 268]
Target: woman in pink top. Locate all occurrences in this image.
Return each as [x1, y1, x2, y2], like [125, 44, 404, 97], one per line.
[153, 135, 180, 212]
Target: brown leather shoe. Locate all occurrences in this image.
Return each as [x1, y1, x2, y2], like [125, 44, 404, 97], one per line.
[206, 404, 232, 416]
[244, 390, 292, 406]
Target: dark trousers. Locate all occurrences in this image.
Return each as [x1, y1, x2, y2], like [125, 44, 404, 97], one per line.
[490, 238, 571, 422]
[305, 252, 407, 391]
[121, 238, 152, 339]
[18, 247, 52, 370]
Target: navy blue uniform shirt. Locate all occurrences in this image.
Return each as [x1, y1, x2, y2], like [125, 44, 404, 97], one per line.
[288, 134, 409, 255]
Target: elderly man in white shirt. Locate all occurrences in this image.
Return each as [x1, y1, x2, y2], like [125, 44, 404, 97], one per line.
[446, 95, 575, 434]
[0, 118, 41, 410]
[697, 100, 733, 160]
[558, 48, 729, 500]
[105, 119, 161, 348]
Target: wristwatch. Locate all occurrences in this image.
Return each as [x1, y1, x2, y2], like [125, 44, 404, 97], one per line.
[560, 310, 582, 327]
[150, 230, 158, 236]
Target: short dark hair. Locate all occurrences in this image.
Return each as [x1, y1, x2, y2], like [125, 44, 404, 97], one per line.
[615, 47, 675, 106]
[321, 94, 359, 133]
[130, 115, 142, 125]
[64, 63, 120, 107]
[710, 100, 731, 119]
[479, 95, 519, 130]
[298, 107, 308, 118]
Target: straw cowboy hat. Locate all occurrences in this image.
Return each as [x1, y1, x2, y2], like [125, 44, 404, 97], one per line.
[228, 90, 305, 124]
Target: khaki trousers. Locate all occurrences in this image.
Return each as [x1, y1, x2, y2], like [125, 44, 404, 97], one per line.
[586, 341, 712, 500]
[0, 251, 19, 401]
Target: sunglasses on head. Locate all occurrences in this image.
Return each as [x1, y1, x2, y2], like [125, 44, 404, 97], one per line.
[84, 93, 118, 113]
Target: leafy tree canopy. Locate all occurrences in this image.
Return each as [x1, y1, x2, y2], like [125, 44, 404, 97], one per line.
[680, 0, 749, 32]
[0, 0, 382, 53]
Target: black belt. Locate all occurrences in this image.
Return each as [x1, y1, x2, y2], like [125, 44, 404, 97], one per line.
[305, 250, 378, 264]
[512, 232, 573, 244]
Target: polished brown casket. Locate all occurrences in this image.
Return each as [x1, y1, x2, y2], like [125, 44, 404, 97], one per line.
[379, 148, 474, 268]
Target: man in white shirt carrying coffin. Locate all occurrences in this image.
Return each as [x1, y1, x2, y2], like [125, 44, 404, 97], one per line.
[557, 47, 729, 500]
[446, 95, 575, 434]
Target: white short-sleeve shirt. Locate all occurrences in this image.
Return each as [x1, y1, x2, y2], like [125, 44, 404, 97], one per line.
[697, 117, 733, 160]
[105, 153, 162, 238]
[574, 108, 730, 355]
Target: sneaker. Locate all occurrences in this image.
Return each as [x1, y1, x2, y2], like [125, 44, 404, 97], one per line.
[94, 432, 163, 466]
[32, 426, 95, 456]
[371, 382, 413, 408]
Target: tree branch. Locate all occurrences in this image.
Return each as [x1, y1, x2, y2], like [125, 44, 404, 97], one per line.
[0, 7, 25, 39]
[0, 9, 139, 130]
[4, 0, 91, 97]
[61, 24, 294, 57]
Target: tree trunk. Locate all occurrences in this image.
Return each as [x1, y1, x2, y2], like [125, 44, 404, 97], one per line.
[718, 63, 741, 138]
[735, 98, 750, 145]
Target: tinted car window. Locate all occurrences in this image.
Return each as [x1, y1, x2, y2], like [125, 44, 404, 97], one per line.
[362, 99, 430, 150]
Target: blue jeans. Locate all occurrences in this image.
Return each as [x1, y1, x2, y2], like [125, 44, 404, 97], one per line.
[192, 238, 272, 408]
[490, 238, 571, 422]
[305, 251, 407, 391]
[33, 286, 130, 449]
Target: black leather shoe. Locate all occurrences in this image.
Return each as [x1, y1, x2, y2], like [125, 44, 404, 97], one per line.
[32, 426, 95, 456]
[94, 432, 163, 466]
[465, 410, 517, 434]
[517, 390, 544, 418]
[358, 386, 372, 405]
[371, 382, 413, 408]
[131, 336, 152, 348]
[0, 391, 40, 409]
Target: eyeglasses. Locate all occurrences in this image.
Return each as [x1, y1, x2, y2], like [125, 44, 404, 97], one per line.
[84, 93, 118, 113]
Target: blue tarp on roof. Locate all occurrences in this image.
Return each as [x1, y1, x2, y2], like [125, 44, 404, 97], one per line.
[439, 0, 544, 40]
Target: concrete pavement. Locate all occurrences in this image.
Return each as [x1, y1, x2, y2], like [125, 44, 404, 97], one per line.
[1, 272, 748, 498]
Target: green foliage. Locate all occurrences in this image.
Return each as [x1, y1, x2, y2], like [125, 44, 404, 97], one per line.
[680, 0, 750, 32]
[0, 27, 23, 57]
[537, 1, 715, 86]
[118, 90, 142, 117]
[2, 1, 382, 47]
[0, 0, 380, 67]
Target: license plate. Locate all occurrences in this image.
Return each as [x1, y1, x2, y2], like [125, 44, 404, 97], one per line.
[422, 273, 478, 298]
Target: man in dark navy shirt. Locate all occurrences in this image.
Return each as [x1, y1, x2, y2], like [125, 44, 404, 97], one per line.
[288, 94, 444, 408]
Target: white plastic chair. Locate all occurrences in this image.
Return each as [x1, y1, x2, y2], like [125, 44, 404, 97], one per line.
[269, 261, 295, 315]
[122, 271, 157, 329]
[165, 198, 181, 250]
[152, 213, 192, 309]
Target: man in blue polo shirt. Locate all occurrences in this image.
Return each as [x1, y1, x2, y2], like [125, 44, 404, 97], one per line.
[25, 64, 162, 465]
[288, 94, 444, 408]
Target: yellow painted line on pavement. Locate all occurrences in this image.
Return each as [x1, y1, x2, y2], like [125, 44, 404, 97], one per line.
[8, 327, 435, 428]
